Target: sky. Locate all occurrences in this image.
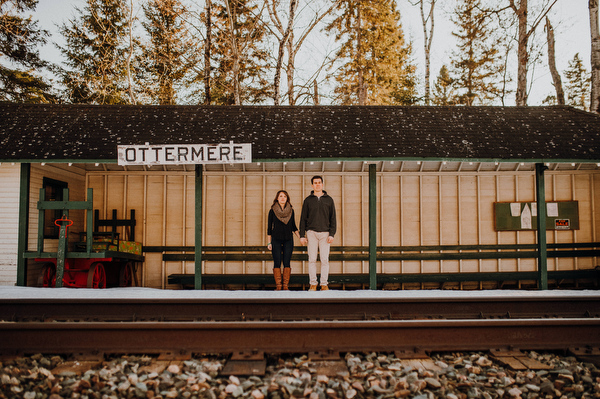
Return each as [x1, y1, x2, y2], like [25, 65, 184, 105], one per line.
[31, 0, 594, 106]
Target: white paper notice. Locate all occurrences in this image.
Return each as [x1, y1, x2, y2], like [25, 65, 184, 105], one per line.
[531, 203, 537, 217]
[547, 203, 559, 217]
[521, 204, 532, 229]
[510, 203, 521, 217]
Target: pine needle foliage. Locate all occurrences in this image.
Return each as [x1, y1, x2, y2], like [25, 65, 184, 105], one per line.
[141, 0, 200, 104]
[207, 0, 271, 105]
[450, 0, 504, 106]
[0, 0, 56, 102]
[325, 0, 417, 105]
[564, 53, 590, 111]
[58, 0, 132, 104]
[432, 64, 456, 105]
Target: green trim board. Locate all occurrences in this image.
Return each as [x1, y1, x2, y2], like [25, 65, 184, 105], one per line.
[494, 201, 579, 231]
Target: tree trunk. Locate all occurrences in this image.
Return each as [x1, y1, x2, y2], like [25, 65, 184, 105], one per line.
[204, 0, 211, 105]
[590, 0, 600, 113]
[418, 0, 435, 105]
[313, 80, 319, 105]
[273, 0, 297, 105]
[286, 33, 296, 105]
[545, 17, 564, 105]
[126, 0, 136, 104]
[357, 4, 366, 105]
[515, 0, 528, 106]
[225, 0, 241, 105]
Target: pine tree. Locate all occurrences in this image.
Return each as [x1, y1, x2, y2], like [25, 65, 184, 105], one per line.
[325, 0, 417, 105]
[58, 0, 132, 104]
[141, 0, 200, 104]
[432, 65, 456, 105]
[0, 0, 56, 102]
[207, 0, 270, 105]
[450, 0, 504, 105]
[564, 53, 591, 111]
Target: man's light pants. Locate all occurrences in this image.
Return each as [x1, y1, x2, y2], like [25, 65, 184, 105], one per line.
[307, 230, 330, 286]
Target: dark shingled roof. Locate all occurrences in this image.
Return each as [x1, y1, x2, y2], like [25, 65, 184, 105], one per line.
[0, 103, 599, 163]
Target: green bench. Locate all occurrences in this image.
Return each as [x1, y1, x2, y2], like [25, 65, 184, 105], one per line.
[142, 244, 600, 289]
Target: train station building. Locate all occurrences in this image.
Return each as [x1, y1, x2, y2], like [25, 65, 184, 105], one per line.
[0, 103, 599, 290]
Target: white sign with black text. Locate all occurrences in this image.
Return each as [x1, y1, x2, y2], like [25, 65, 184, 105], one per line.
[117, 143, 252, 165]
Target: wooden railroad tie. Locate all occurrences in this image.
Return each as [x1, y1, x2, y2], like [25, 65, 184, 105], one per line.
[489, 349, 552, 371]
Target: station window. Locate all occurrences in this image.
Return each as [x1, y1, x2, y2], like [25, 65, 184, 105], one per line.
[43, 177, 68, 239]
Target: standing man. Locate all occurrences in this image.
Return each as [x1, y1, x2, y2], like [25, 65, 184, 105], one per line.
[299, 176, 337, 291]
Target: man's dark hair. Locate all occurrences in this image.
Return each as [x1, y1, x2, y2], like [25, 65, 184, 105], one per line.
[311, 176, 323, 184]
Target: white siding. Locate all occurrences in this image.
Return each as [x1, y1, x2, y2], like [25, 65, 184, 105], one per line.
[0, 164, 21, 285]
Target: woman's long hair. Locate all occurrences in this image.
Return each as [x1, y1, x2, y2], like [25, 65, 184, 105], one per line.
[272, 190, 292, 207]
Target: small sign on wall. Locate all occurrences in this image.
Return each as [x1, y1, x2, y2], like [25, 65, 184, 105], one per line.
[555, 219, 570, 230]
[117, 143, 252, 165]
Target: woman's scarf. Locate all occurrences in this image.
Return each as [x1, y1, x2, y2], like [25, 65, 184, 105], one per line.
[272, 203, 293, 224]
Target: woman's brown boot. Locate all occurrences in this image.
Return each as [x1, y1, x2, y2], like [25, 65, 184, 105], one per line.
[282, 267, 291, 290]
[273, 268, 282, 290]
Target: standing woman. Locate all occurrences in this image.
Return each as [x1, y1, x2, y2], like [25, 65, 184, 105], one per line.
[267, 190, 300, 290]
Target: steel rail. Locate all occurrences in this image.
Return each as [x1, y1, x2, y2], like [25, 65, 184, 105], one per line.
[1, 318, 599, 355]
[2, 295, 599, 322]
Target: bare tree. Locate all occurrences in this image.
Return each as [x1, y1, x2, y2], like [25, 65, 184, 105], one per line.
[126, 0, 137, 104]
[410, 0, 436, 105]
[590, 0, 600, 113]
[225, 0, 241, 105]
[204, 0, 211, 104]
[505, 0, 558, 106]
[544, 16, 564, 104]
[268, 0, 297, 105]
[210, 0, 270, 105]
[269, 0, 338, 105]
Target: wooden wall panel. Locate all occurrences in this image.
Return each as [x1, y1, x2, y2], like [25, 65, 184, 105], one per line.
[224, 175, 244, 274]
[144, 176, 165, 287]
[126, 176, 146, 243]
[78, 168, 599, 289]
[340, 176, 363, 273]
[380, 176, 400, 273]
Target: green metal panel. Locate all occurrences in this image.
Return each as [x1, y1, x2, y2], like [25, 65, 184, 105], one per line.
[25, 251, 143, 261]
[144, 242, 600, 254]
[160, 248, 599, 262]
[195, 165, 203, 289]
[494, 201, 579, 230]
[37, 200, 96, 210]
[17, 163, 30, 286]
[369, 164, 377, 289]
[536, 163, 548, 290]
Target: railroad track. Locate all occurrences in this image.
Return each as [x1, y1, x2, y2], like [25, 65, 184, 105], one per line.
[1, 293, 600, 355]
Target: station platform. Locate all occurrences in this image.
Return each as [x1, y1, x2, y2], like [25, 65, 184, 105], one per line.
[1, 285, 599, 300]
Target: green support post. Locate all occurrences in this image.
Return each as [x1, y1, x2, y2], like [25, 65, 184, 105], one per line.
[37, 188, 46, 254]
[369, 163, 377, 290]
[86, 188, 94, 254]
[195, 165, 203, 290]
[535, 163, 548, 290]
[54, 189, 70, 288]
[17, 163, 30, 286]
[54, 220, 69, 288]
